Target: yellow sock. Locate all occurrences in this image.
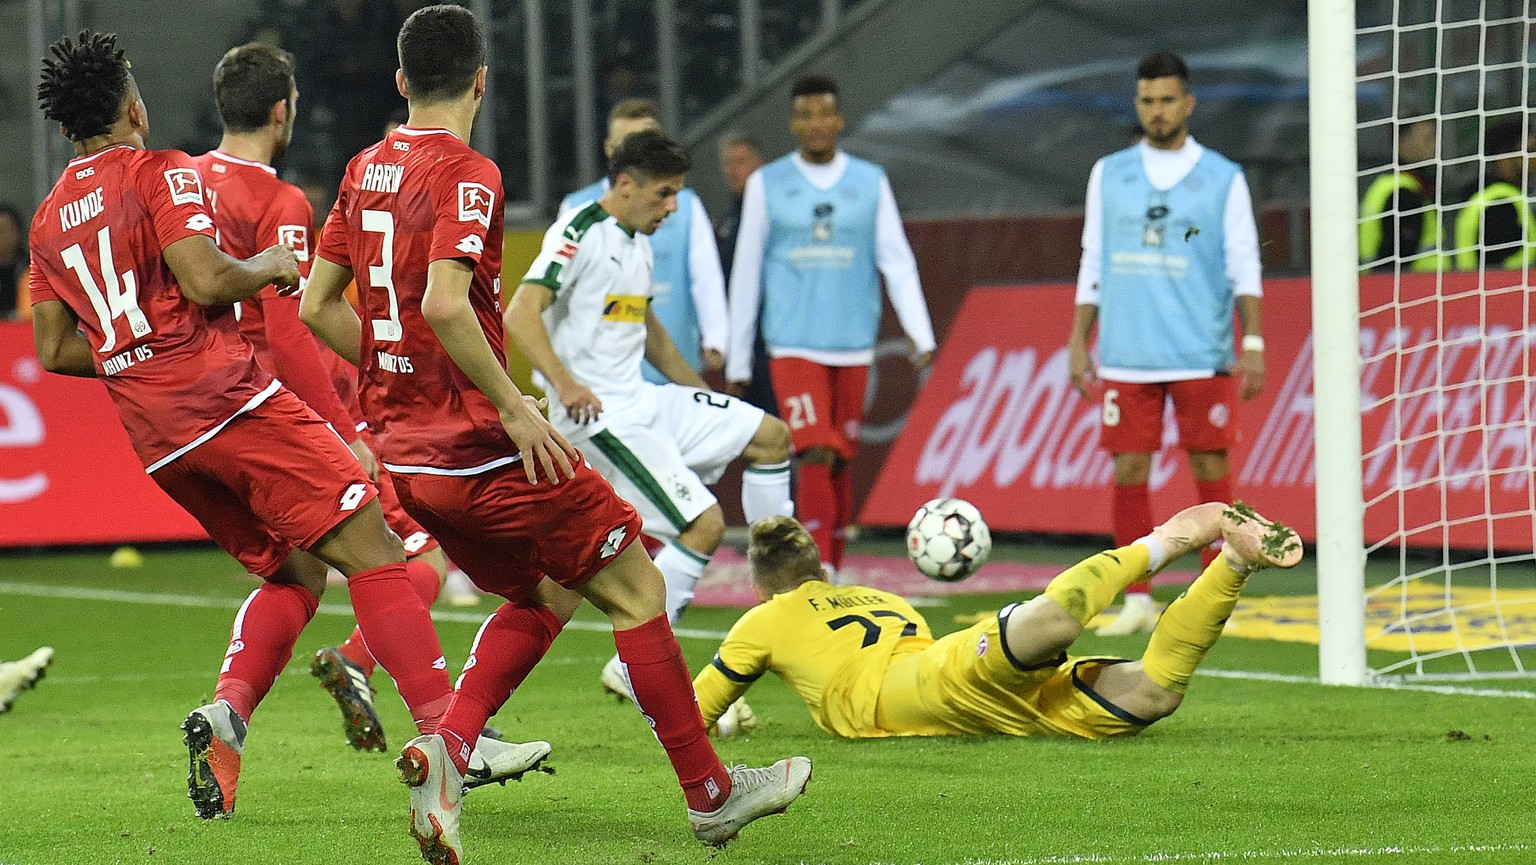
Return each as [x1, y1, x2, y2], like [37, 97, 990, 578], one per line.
[1142, 555, 1248, 694]
[1042, 544, 1152, 627]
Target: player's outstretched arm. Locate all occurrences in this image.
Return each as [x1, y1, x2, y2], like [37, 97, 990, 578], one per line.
[299, 256, 363, 365]
[644, 306, 709, 389]
[163, 235, 299, 307]
[503, 281, 603, 426]
[424, 259, 578, 484]
[31, 300, 96, 377]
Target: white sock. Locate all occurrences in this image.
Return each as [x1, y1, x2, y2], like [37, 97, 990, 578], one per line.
[741, 460, 793, 525]
[654, 541, 710, 623]
[1134, 533, 1169, 574]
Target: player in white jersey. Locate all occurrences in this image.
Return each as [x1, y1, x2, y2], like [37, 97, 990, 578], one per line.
[506, 130, 793, 712]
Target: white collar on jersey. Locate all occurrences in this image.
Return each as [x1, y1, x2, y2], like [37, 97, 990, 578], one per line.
[68, 144, 135, 166]
[209, 150, 277, 175]
[393, 125, 462, 141]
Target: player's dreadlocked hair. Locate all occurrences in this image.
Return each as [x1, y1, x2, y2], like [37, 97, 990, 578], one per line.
[748, 516, 824, 593]
[37, 30, 132, 142]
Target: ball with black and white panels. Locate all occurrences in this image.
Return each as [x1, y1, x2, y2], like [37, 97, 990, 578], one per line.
[905, 498, 992, 582]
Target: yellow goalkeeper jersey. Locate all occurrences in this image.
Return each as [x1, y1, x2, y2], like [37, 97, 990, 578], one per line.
[692, 580, 933, 738]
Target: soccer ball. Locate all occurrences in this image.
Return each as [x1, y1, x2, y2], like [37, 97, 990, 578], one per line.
[906, 498, 992, 582]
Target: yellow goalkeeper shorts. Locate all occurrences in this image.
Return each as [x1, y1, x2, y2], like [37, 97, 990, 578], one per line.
[874, 616, 1152, 740]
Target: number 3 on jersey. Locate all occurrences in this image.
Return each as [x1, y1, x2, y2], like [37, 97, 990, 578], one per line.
[60, 225, 150, 354]
[362, 209, 402, 342]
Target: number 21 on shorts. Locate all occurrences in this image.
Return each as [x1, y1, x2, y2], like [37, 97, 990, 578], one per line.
[784, 393, 818, 431]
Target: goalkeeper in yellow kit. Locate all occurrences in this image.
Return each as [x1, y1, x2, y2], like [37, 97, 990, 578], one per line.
[694, 503, 1301, 739]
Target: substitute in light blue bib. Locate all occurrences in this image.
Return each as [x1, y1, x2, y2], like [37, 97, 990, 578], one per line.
[1096, 146, 1240, 373]
[759, 154, 883, 353]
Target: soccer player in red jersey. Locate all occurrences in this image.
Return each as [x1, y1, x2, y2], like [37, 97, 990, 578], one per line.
[28, 30, 458, 821]
[193, 41, 457, 756]
[301, 7, 811, 861]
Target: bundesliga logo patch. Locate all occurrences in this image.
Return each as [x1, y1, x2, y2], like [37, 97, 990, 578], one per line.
[458, 182, 494, 227]
[164, 168, 204, 206]
[277, 224, 309, 261]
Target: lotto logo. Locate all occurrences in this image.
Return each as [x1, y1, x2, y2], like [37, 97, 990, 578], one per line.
[456, 234, 484, 255]
[599, 526, 627, 558]
[458, 182, 495, 227]
[185, 214, 214, 232]
[277, 224, 309, 261]
[163, 168, 204, 206]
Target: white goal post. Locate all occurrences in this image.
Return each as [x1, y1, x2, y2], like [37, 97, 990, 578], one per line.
[1309, 0, 1368, 686]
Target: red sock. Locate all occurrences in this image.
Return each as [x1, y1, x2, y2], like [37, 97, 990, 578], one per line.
[215, 582, 319, 721]
[798, 461, 836, 565]
[613, 615, 730, 812]
[830, 464, 853, 568]
[1195, 477, 1233, 569]
[1114, 481, 1154, 594]
[338, 557, 442, 677]
[438, 603, 563, 775]
[346, 562, 452, 733]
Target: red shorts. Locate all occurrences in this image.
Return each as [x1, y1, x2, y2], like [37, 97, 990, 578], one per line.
[152, 388, 377, 577]
[354, 429, 439, 557]
[391, 455, 642, 604]
[1099, 375, 1236, 453]
[769, 357, 868, 461]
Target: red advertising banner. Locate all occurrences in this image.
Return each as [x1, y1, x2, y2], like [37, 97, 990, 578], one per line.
[0, 322, 206, 547]
[863, 274, 1536, 550]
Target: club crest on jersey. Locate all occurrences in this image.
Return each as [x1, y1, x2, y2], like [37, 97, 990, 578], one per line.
[164, 168, 204, 206]
[458, 182, 495, 227]
[277, 224, 309, 261]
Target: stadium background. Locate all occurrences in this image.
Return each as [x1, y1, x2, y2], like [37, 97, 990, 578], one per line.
[0, 0, 1329, 548]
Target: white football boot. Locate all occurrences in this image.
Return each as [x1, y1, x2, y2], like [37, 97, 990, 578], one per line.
[688, 756, 812, 847]
[398, 734, 465, 865]
[0, 646, 53, 713]
[463, 736, 553, 791]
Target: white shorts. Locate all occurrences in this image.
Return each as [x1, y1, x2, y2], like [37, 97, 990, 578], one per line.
[578, 383, 765, 539]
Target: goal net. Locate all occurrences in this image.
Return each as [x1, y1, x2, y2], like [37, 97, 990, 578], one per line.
[1313, 0, 1536, 684]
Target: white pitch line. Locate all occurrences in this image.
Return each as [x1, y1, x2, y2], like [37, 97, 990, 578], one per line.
[921, 842, 1533, 863]
[0, 580, 727, 639]
[4, 581, 1534, 697]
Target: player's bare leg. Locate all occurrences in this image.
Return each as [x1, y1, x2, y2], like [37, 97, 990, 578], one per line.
[1095, 504, 1304, 723]
[580, 543, 810, 845]
[1003, 502, 1228, 666]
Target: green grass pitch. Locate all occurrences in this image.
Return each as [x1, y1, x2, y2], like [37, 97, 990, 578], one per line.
[0, 542, 1533, 865]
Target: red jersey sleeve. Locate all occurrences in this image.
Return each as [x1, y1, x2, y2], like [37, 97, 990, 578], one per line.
[139, 150, 218, 250]
[25, 245, 60, 306]
[317, 181, 353, 268]
[254, 186, 356, 440]
[429, 155, 501, 266]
